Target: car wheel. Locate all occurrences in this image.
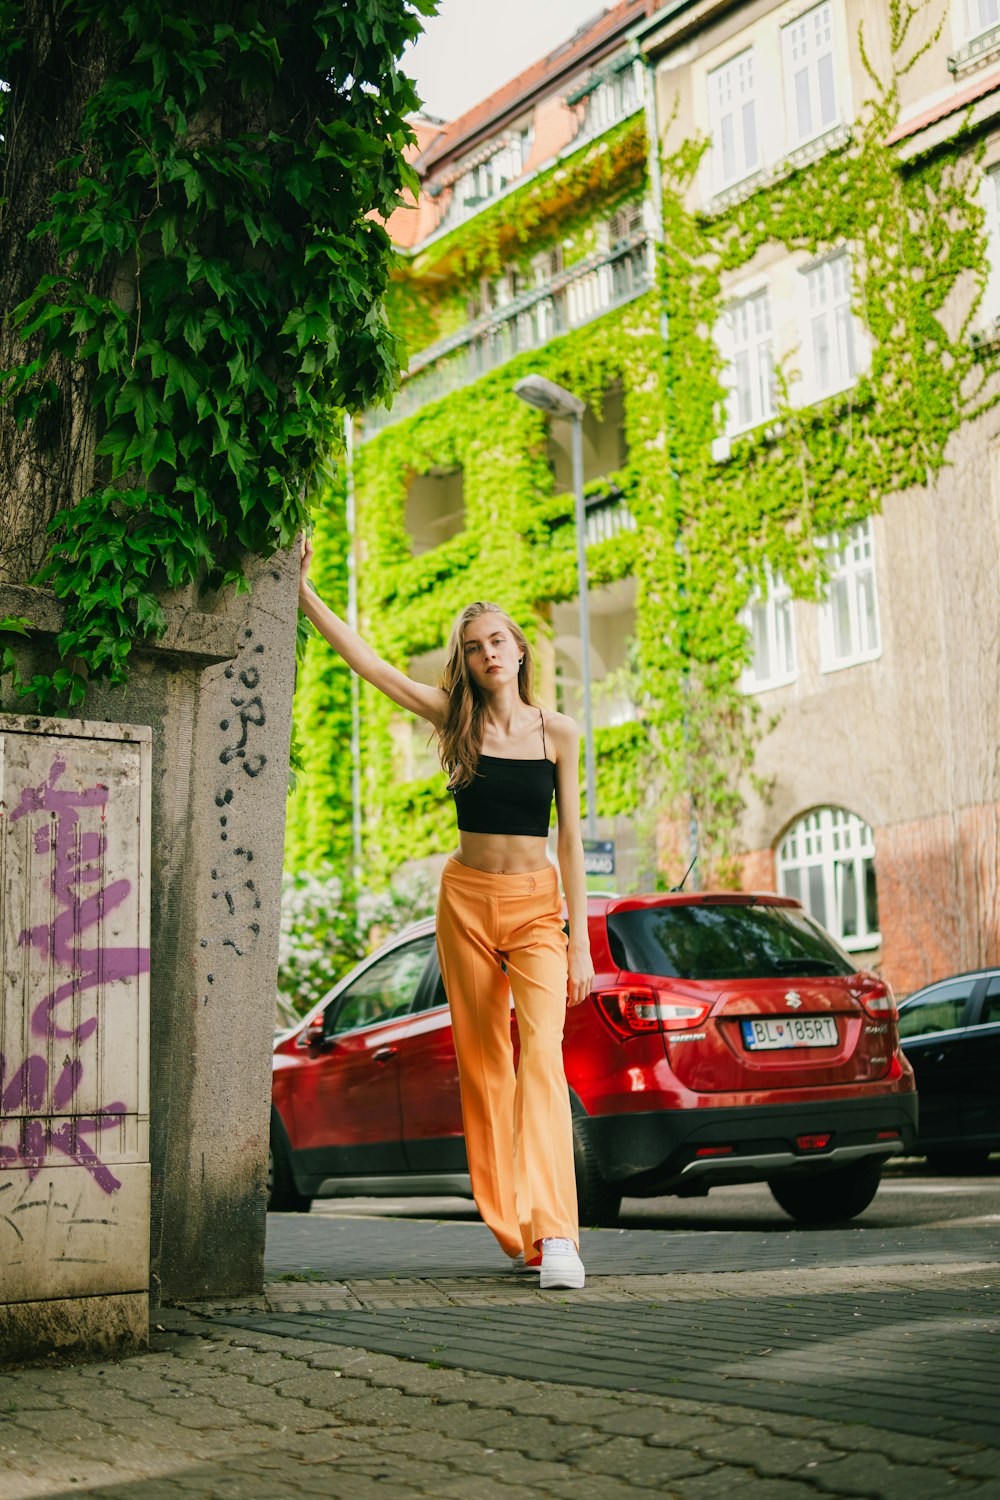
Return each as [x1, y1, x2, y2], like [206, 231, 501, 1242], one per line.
[573, 1118, 622, 1227]
[267, 1128, 312, 1214]
[925, 1149, 991, 1174]
[768, 1156, 883, 1225]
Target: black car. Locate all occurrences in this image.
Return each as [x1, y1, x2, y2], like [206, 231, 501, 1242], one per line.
[897, 967, 1000, 1170]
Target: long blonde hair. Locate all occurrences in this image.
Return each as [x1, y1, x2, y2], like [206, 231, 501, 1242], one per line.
[438, 602, 537, 789]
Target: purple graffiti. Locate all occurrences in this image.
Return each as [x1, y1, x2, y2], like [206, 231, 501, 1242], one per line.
[0, 1053, 125, 1194]
[10, 755, 149, 1042]
[1, 755, 147, 1195]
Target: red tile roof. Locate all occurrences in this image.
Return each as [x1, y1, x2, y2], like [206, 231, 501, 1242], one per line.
[417, 0, 662, 174]
[408, 115, 448, 156]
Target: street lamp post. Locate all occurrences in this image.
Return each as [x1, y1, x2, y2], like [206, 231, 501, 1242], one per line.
[513, 374, 597, 842]
[344, 413, 363, 883]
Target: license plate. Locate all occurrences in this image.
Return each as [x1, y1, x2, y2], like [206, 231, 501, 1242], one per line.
[741, 1016, 838, 1050]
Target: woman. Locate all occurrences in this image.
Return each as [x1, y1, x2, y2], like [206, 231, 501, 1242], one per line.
[299, 537, 594, 1290]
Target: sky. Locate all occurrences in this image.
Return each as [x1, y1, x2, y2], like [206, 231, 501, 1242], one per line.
[404, 0, 614, 121]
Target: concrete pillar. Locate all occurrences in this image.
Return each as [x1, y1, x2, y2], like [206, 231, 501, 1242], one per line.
[0, 548, 299, 1356]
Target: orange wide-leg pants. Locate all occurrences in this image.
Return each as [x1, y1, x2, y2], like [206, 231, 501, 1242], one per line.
[436, 857, 580, 1258]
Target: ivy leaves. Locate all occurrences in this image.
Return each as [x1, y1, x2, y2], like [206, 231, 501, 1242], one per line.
[0, 0, 436, 700]
[648, 26, 996, 877]
[417, 117, 648, 282]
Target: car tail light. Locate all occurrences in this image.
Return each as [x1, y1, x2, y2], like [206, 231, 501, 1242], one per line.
[849, 972, 897, 1018]
[593, 986, 712, 1038]
[695, 1145, 734, 1158]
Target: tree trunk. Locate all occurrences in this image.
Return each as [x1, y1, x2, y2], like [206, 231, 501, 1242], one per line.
[0, 4, 119, 584]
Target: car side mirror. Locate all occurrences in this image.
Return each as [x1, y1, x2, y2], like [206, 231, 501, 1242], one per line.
[299, 1012, 333, 1051]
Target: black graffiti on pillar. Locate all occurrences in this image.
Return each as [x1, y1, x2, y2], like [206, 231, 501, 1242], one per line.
[207, 631, 267, 962]
[218, 628, 268, 777]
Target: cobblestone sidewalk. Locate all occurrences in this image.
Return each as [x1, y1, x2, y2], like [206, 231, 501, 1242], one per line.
[0, 1219, 997, 1500]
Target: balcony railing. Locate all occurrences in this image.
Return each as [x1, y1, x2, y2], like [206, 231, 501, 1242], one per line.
[362, 233, 653, 439]
[949, 23, 1000, 74]
[706, 123, 852, 216]
[570, 76, 643, 158]
[584, 488, 636, 547]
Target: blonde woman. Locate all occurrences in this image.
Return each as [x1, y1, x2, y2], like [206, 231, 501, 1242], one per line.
[299, 538, 593, 1290]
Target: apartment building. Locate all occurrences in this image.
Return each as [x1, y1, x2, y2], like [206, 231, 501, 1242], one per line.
[292, 0, 1000, 996]
[634, 0, 1000, 992]
[338, 0, 667, 896]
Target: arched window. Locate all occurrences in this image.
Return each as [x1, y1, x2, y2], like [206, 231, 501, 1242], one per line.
[775, 807, 880, 951]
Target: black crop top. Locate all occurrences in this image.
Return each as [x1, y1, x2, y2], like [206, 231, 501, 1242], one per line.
[452, 711, 556, 837]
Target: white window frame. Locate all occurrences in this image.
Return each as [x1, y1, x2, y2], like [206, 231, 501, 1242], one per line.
[740, 569, 797, 692]
[818, 518, 881, 671]
[782, 2, 839, 147]
[777, 807, 881, 952]
[708, 47, 760, 192]
[963, 0, 1000, 43]
[720, 287, 776, 434]
[802, 250, 860, 401]
[981, 163, 1000, 325]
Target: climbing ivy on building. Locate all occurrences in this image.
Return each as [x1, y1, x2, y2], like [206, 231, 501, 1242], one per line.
[414, 115, 648, 281]
[284, 462, 355, 872]
[291, 5, 999, 887]
[640, 4, 999, 879]
[322, 286, 666, 883]
[287, 107, 662, 879]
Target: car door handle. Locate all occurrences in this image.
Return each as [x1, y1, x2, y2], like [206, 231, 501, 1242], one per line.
[372, 1046, 398, 1065]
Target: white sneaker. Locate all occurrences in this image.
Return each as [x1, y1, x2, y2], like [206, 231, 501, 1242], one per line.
[539, 1237, 585, 1290]
[508, 1252, 541, 1274]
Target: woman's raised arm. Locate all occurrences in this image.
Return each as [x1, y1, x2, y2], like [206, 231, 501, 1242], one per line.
[298, 536, 448, 729]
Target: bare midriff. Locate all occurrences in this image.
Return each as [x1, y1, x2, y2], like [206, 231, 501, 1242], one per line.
[454, 831, 553, 874]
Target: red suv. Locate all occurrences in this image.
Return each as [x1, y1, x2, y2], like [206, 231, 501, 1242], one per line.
[270, 892, 917, 1225]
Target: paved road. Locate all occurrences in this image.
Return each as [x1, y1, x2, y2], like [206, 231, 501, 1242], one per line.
[304, 1158, 1000, 1232]
[1, 1162, 997, 1499]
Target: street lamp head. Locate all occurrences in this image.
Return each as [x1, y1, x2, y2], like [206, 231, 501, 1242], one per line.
[513, 373, 586, 419]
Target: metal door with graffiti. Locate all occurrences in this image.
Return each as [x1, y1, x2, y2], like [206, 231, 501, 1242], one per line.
[0, 717, 151, 1330]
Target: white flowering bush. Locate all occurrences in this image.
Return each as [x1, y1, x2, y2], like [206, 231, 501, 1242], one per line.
[278, 864, 437, 1019]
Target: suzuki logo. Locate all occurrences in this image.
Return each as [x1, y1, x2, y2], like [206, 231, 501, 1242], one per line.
[785, 992, 803, 1008]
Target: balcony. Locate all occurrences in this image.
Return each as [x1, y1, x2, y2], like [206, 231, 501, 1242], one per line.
[584, 487, 636, 547]
[705, 124, 852, 216]
[425, 89, 643, 248]
[568, 65, 643, 157]
[433, 136, 527, 239]
[362, 233, 653, 439]
[949, 23, 1000, 75]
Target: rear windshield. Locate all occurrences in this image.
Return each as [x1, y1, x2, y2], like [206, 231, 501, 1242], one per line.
[607, 904, 856, 981]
